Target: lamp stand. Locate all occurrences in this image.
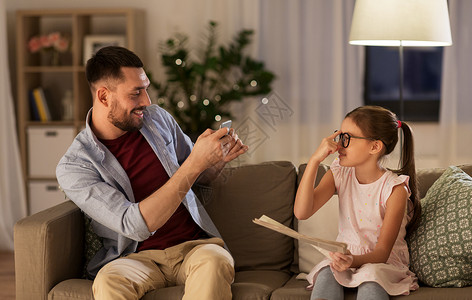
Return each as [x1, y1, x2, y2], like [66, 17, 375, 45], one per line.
[398, 41, 404, 120]
[398, 41, 404, 162]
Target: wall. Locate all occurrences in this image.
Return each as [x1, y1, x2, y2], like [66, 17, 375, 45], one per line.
[5, 0, 457, 169]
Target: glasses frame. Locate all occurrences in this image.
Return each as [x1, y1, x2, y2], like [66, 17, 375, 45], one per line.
[335, 132, 377, 148]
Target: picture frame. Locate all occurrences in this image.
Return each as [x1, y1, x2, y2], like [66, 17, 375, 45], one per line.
[83, 35, 126, 65]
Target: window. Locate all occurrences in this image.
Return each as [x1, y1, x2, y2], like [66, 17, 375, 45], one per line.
[364, 46, 443, 122]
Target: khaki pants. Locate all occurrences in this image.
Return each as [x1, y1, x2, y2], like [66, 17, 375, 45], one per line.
[92, 237, 234, 300]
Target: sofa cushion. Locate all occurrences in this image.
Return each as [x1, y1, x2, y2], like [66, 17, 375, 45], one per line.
[49, 271, 291, 300]
[297, 195, 339, 274]
[49, 279, 93, 300]
[271, 275, 472, 300]
[270, 275, 357, 300]
[204, 161, 297, 272]
[82, 216, 103, 278]
[295, 163, 336, 274]
[416, 165, 472, 199]
[143, 270, 291, 300]
[231, 270, 291, 300]
[407, 166, 472, 287]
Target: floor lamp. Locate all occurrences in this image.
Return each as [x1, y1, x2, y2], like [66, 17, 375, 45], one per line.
[348, 0, 452, 121]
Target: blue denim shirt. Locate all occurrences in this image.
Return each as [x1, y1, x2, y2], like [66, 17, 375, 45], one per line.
[56, 105, 222, 278]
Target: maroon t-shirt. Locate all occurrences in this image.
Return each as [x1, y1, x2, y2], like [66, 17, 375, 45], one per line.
[99, 131, 207, 251]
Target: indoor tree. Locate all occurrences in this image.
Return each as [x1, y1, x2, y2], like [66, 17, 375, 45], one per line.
[148, 21, 275, 136]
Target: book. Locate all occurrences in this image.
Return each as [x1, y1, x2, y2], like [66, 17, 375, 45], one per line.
[32, 87, 51, 121]
[28, 90, 40, 121]
[253, 215, 348, 258]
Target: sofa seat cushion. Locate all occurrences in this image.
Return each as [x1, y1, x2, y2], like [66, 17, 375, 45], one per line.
[407, 166, 472, 287]
[49, 271, 291, 300]
[144, 270, 291, 300]
[49, 279, 93, 300]
[392, 286, 472, 299]
[205, 161, 297, 272]
[232, 270, 292, 300]
[271, 275, 472, 300]
[271, 275, 357, 300]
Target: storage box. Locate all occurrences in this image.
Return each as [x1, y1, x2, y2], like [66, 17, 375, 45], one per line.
[27, 126, 75, 177]
[28, 180, 66, 215]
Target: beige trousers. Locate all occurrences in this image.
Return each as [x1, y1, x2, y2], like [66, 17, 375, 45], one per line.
[92, 237, 234, 300]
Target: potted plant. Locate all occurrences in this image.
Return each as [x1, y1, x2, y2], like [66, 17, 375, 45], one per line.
[148, 21, 275, 138]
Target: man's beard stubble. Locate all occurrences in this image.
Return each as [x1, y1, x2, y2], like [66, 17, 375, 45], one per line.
[108, 100, 144, 132]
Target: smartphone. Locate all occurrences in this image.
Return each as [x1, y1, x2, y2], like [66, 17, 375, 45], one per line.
[219, 120, 232, 130]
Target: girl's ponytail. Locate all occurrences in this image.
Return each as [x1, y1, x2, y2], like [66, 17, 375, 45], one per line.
[397, 121, 421, 233]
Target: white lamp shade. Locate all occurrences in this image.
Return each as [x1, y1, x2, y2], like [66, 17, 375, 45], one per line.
[349, 0, 452, 47]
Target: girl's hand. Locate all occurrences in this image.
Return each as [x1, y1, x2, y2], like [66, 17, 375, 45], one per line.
[310, 131, 341, 164]
[329, 250, 353, 272]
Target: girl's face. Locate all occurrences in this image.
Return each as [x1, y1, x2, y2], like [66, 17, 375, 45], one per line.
[337, 117, 376, 167]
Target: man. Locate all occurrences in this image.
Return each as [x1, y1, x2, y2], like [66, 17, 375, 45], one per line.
[56, 46, 248, 299]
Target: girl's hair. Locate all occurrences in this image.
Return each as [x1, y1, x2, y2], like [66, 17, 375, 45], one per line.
[345, 105, 421, 232]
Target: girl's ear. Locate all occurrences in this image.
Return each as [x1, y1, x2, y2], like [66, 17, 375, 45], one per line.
[370, 140, 383, 155]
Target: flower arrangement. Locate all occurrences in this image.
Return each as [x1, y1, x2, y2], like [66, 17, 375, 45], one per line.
[28, 32, 70, 53]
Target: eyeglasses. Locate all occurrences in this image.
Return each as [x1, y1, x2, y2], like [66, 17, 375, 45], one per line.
[334, 132, 377, 148]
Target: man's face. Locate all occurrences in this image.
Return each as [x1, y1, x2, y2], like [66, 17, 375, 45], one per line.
[107, 67, 151, 132]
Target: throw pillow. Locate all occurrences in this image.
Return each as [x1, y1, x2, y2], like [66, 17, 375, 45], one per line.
[204, 161, 297, 272]
[82, 216, 103, 278]
[407, 166, 472, 287]
[298, 195, 339, 274]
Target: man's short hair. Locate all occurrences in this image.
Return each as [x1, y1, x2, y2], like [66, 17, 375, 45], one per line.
[85, 46, 144, 87]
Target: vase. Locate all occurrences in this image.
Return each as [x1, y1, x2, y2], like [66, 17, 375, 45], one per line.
[50, 51, 60, 66]
[42, 50, 61, 66]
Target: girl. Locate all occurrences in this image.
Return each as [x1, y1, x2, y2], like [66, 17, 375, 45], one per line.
[295, 106, 421, 300]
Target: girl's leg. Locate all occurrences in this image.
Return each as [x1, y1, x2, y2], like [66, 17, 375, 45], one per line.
[310, 266, 344, 300]
[356, 281, 389, 300]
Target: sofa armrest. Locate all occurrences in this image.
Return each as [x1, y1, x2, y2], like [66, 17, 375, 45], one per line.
[14, 200, 84, 300]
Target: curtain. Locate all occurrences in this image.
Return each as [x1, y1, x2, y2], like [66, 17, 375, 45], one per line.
[229, 0, 363, 168]
[439, 0, 472, 166]
[0, 0, 27, 250]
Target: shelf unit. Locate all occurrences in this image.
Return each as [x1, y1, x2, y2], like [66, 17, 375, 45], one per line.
[16, 8, 145, 214]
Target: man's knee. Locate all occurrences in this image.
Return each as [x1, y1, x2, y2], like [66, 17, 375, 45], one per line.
[192, 244, 234, 269]
[185, 244, 235, 281]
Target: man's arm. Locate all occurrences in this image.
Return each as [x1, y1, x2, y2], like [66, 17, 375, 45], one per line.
[138, 128, 244, 232]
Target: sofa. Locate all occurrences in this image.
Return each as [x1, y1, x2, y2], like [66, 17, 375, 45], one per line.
[14, 161, 472, 300]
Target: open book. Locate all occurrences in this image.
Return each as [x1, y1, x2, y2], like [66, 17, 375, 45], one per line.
[253, 215, 348, 258]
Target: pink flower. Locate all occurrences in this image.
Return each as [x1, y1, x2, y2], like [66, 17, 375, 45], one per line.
[54, 37, 69, 52]
[40, 35, 52, 48]
[28, 36, 42, 53]
[48, 32, 61, 44]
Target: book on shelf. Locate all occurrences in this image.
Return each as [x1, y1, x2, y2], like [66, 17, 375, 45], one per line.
[28, 90, 40, 121]
[253, 215, 348, 258]
[32, 87, 52, 122]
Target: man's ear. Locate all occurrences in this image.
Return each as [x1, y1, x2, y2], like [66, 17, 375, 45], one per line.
[370, 140, 383, 155]
[96, 87, 109, 107]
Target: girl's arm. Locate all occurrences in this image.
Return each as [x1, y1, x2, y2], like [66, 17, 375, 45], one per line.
[330, 183, 409, 271]
[294, 131, 340, 220]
